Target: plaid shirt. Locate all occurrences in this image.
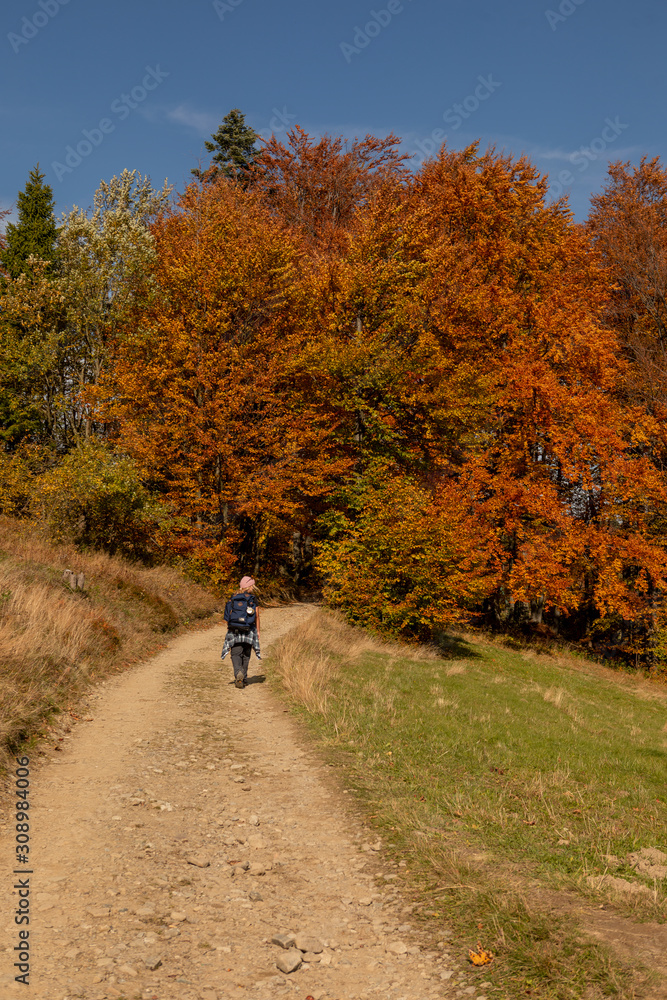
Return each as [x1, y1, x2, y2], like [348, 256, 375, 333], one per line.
[220, 628, 261, 660]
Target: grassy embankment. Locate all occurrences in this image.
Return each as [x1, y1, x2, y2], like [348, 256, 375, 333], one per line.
[268, 610, 667, 1000]
[0, 516, 217, 776]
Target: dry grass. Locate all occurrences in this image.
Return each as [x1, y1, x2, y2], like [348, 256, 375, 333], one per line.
[269, 611, 353, 713]
[268, 608, 438, 714]
[0, 516, 217, 773]
[444, 662, 467, 676]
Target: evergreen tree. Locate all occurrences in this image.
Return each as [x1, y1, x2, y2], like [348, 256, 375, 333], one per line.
[0, 165, 58, 278]
[192, 108, 260, 184]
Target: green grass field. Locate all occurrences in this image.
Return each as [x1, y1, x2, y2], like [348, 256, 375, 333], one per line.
[269, 612, 667, 999]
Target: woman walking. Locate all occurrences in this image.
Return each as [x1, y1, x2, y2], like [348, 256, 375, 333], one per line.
[220, 576, 261, 688]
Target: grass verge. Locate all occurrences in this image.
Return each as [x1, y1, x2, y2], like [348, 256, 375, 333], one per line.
[267, 610, 667, 999]
[0, 516, 218, 776]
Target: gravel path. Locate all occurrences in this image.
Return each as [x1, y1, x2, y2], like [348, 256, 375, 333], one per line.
[1, 605, 473, 1000]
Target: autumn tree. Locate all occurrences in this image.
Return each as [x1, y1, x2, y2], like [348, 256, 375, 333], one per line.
[318, 464, 494, 640]
[58, 169, 171, 411]
[75, 127, 667, 649]
[0, 170, 170, 450]
[254, 126, 408, 251]
[588, 157, 667, 450]
[313, 144, 667, 638]
[99, 180, 349, 584]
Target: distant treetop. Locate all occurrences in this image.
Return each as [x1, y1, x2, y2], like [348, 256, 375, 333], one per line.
[192, 108, 260, 184]
[0, 165, 58, 279]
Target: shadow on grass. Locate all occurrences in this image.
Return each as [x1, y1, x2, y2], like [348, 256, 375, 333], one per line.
[436, 634, 483, 660]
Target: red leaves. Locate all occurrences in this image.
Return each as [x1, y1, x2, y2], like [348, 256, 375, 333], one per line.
[254, 125, 409, 252]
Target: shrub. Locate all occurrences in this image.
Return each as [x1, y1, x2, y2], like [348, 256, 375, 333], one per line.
[35, 441, 175, 559]
[316, 466, 492, 640]
[0, 445, 47, 517]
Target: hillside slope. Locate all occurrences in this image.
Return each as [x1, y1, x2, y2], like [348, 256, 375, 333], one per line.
[0, 516, 218, 773]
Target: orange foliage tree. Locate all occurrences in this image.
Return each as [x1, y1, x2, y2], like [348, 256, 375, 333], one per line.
[254, 126, 408, 251]
[312, 145, 667, 637]
[99, 180, 349, 586]
[585, 157, 667, 654]
[89, 131, 667, 650]
[588, 156, 667, 448]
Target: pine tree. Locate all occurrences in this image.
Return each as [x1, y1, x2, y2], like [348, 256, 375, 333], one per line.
[192, 108, 260, 184]
[0, 165, 58, 279]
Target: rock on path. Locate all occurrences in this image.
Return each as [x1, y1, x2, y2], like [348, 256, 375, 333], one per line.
[0, 605, 470, 999]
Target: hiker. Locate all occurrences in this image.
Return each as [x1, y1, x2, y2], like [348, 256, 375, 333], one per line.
[221, 576, 261, 688]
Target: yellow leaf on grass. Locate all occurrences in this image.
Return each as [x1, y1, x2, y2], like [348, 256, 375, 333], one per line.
[468, 941, 493, 966]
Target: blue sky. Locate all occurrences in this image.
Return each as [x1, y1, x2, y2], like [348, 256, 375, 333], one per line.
[1, 0, 663, 222]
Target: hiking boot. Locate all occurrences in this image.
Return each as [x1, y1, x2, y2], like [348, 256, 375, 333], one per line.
[235, 674, 245, 689]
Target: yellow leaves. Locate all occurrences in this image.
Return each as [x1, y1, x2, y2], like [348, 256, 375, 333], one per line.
[468, 941, 493, 965]
[317, 465, 495, 639]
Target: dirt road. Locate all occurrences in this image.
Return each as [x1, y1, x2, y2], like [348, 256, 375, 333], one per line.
[1, 606, 468, 1000]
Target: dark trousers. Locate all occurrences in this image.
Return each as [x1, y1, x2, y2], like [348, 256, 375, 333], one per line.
[231, 643, 251, 680]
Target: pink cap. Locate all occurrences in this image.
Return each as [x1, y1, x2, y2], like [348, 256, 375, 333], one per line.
[239, 576, 256, 590]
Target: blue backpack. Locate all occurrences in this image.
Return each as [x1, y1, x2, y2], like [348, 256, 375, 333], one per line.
[225, 592, 257, 633]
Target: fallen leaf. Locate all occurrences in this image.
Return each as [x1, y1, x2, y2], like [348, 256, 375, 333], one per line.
[469, 941, 493, 966]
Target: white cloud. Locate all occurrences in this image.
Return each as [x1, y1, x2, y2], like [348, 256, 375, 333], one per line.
[166, 103, 220, 135]
[529, 146, 580, 162]
[139, 102, 221, 135]
[528, 143, 640, 166]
